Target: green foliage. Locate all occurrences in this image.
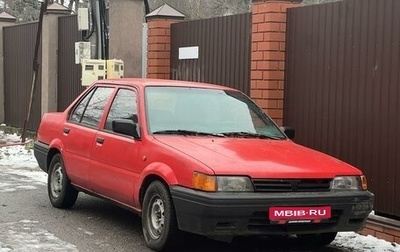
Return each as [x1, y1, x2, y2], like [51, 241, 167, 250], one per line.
[24, 140, 34, 151]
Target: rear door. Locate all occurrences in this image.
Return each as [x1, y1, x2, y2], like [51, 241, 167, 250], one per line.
[89, 87, 141, 206]
[63, 86, 114, 188]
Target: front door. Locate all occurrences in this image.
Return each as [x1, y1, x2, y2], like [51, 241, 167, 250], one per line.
[89, 88, 141, 206]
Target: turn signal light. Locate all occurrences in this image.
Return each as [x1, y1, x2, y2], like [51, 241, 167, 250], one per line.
[192, 172, 216, 192]
[361, 175, 368, 190]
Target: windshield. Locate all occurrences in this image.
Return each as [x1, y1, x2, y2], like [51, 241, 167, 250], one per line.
[145, 86, 286, 139]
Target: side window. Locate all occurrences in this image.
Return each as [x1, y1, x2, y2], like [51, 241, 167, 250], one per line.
[69, 87, 114, 128]
[105, 89, 138, 131]
[70, 88, 95, 123]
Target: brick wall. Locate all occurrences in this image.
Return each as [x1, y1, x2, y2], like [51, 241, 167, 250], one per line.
[360, 216, 400, 244]
[251, 0, 300, 126]
[146, 19, 178, 79]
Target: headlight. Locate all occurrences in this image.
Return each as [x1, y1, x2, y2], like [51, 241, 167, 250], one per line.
[217, 176, 253, 192]
[193, 172, 254, 192]
[331, 176, 367, 190]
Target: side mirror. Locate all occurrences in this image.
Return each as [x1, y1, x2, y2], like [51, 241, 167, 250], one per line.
[112, 119, 140, 139]
[280, 126, 295, 140]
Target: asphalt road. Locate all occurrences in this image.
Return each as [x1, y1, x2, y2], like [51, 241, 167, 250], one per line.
[0, 168, 352, 252]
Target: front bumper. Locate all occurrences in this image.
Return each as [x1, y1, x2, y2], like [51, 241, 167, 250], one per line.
[171, 186, 374, 237]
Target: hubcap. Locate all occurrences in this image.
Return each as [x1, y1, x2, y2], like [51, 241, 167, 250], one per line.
[50, 164, 63, 198]
[148, 196, 165, 239]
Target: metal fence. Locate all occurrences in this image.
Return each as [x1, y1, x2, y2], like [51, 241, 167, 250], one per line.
[3, 22, 42, 131]
[58, 15, 85, 112]
[171, 13, 251, 95]
[285, 0, 400, 219]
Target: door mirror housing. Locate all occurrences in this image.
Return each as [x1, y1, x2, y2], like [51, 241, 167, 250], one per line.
[280, 126, 295, 140]
[112, 119, 140, 139]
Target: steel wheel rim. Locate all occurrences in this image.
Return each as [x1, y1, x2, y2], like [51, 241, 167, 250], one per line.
[148, 196, 165, 239]
[50, 164, 63, 199]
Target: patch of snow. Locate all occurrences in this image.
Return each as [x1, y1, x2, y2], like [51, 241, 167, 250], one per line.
[0, 131, 38, 169]
[0, 166, 46, 193]
[0, 220, 78, 252]
[0, 130, 46, 193]
[333, 232, 400, 252]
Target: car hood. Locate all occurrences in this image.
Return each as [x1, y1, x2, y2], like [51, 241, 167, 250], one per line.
[153, 136, 361, 179]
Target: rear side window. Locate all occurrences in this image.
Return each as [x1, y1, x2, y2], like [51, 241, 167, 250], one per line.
[69, 87, 114, 128]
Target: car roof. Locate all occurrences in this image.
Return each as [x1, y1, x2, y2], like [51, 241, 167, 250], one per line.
[94, 78, 238, 91]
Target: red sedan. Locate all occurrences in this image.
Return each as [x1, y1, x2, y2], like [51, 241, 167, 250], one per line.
[34, 79, 373, 251]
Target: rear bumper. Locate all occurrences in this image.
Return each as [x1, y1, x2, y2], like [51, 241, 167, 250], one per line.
[33, 141, 49, 173]
[171, 186, 374, 237]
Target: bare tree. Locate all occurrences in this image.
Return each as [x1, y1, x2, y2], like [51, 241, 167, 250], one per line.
[49, 0, 85, 12]
[302, 0, 342, 5]
[208, 0, 250, 18]
[3, 0, 40, 21]
[148, 0, 249, 20]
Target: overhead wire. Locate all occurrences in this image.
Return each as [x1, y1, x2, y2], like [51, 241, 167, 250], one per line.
[99, 0, 108, 59]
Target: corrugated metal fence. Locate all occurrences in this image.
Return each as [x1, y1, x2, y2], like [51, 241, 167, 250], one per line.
[3, 22, 42, 131]
[3, 15, 83, 131]
[285, 0, 400, 219]
[58, 15, 85, 111]
[170, 13, 251, 95]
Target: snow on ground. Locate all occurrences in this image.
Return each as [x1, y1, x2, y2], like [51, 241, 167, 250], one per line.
[0, 131, 47, 193]
[0, 130, 400, 251]
[333, 232, 400, 251]
[0, 131, 77, 252]
[0, 220, 78, 252]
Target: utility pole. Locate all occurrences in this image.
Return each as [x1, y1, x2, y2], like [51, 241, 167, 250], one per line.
[21, 0, 48, 143]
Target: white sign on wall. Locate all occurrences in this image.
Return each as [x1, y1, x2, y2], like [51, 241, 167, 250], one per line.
[179, 46, 199, 60]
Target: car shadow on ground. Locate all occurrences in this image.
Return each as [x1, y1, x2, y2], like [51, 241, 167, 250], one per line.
[70, 193, 352, 252]
[171, 234, 348, 252]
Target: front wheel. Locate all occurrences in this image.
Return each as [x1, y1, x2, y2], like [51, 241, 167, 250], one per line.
[297, 232, 337, 247]
[48, 153, 78, 208]
[142, 181, 179, 251]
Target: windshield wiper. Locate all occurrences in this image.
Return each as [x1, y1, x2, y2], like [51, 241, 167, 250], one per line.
[219, 131, 283, 140]
[153, 130, 225, 137]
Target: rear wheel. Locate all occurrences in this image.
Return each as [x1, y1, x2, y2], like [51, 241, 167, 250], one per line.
[297, 232, 337, 247]
[142, 181, 179, 251]
[48, 153, 78, 208]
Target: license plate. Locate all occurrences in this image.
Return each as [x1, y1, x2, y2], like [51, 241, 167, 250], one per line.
[269, 206, 331, 222]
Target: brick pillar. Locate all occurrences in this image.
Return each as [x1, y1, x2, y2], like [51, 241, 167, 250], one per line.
[146, 19, 177, 79]
[251, 0, 300, 126]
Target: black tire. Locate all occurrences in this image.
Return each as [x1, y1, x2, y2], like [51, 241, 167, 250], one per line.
[47, 153, 78, 209]
[142, 181, 179, 251]
[297, 232, 337, 247]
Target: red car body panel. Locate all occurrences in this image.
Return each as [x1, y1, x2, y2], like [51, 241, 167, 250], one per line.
[152, 136, 362, 178]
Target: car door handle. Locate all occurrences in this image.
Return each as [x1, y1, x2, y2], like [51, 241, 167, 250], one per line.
[63, 128, 70, 134]
[96, 137, 105, 144]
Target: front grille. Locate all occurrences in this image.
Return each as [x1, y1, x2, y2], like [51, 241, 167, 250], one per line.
[252, 179, 331, 192]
